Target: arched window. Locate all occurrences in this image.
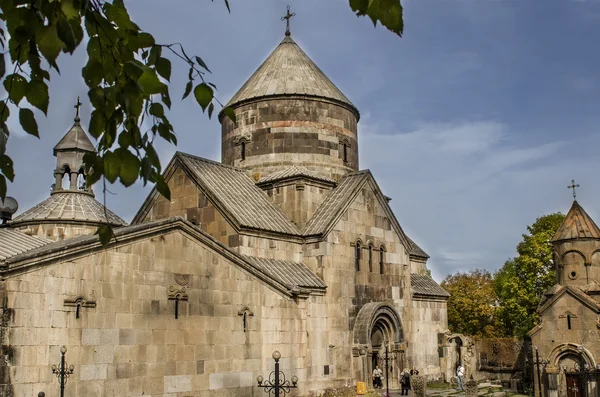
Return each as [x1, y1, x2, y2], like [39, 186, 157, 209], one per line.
[379, 246, 385, 274]
[355, 242, 361, 271]
[368, 245, 373, 272]
[241, 141, 246, 161]
[77, 171, 86, 190]
[61, 166, 71, 189]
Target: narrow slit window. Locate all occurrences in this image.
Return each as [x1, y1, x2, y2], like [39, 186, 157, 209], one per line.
[343, 143, 348, 163]
[241, 141, 246, 161]
[355, 243, 361, 271]
[368, 245, 373, 272]
[567, 314, 572, 330]
[379, 247, 384, 274]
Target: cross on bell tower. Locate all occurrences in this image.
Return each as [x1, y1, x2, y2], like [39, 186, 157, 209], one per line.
[281, 5, 296, 36]
[74, 96, 82, 123]
[567, 179, 580, 200]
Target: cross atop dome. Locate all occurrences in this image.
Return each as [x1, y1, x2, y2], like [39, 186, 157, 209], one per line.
[281, 5, 296, 37]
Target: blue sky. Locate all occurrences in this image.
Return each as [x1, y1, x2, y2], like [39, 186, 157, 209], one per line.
[5, 0, 600, 281]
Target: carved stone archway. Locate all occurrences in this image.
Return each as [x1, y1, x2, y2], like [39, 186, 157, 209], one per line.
[353, 303, 404, 387]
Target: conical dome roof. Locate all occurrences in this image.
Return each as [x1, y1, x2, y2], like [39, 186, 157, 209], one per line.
[225, 36, 358, 116]
[53, 120, 95, 155]
[552, 200, 600, 242]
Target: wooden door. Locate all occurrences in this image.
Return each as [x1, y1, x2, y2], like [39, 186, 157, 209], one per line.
[566, 374, 583, 397]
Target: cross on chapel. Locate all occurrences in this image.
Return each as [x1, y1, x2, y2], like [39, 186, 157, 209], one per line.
[568, 179, 580, 200]
[281, 5, 296, 36]
[74, 96, 82, 122]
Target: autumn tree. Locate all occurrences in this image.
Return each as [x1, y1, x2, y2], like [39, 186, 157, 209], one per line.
[0, 0, 404, 243]
[494, 213, 565, 337]
[441, 269, 500, 337]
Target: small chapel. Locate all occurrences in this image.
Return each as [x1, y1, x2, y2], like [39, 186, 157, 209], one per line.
[0, 21, 450, 397]
[529, 192, 600, 397]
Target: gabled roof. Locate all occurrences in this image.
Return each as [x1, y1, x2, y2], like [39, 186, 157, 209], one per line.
[537, 285, 600, 315]
[552, 200, 600, 242]
[302, 170, 424, 257]
[0, 228, 52, 261]
[411, 274, 450, 299]
[133, 153, 301, 236]
[256, 166, 336, 186]
[1, 217, 324, 297]
[53, 121, 95, 155]
[407, 236, 430, 259]
[12, 192, 127, 227]
[241, 255, 326, 291]
[224, 36, 358, 117]
[302, 171, 369, 236]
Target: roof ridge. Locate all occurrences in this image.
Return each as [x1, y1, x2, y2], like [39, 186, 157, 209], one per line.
[552, 200, 600, 242]
[175, 152, 245, 172]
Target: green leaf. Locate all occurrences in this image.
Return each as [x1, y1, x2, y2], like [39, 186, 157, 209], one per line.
[3, 73, 28, 104]
[0, 174, 6, 201]
[0, 124, 7, 156]
[161, 90, 171, 109]
[194, 83, 213, 111]
[82, 59, 104, 87]
[149, 102, 164, 118]
[182, 81, 193, 100]
[194, 55, 211, 73]
[148, 45, 161, 66]
[19, 108, 39, 138]
[115, 148, 140, 187]
[123, 61, 144, 81]
[208, 102, 214, 119]
[138, 32, 155, 48]
[0, 54, 5, 80]
[57, 17, 77, 52]
[0, 154, 14, 182]
[223, 107, 236, 123]
[350, 0, 404, 37]
[61, 0, 81, 20]
[0, 102, 9, 124]
[103, 150, 121, 183]
[156, 57, 171, 82]
[138, 67, 165, 95]
[26, 80, 49, 115]
[95, 224, 115, 247]
[37, 25, 62, 70]
[153, 173, 171, 201]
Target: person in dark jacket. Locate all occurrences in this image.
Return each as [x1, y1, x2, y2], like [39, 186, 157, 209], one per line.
[401, 369, 411, 395]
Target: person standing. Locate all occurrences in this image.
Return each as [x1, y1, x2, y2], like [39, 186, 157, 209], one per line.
[457, 364, 465, 391]
[373, 365, 383, 389]
[401, 369, 411, 395]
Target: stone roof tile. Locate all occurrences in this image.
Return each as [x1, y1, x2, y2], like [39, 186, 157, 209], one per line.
[302, 172, 368, 235]
[53, 122, 95, 155]
[407, 236, 429, 259]
[0, 228, 53, 261]
[177, 153, 301, 235]
[257, 166, 335, 185]
[12, 192, 127, 227]
[411, 274, 450, 298]
[241, 255, 326, 290]
[225, 36, 357, 115]
[552, 200, 600, 242]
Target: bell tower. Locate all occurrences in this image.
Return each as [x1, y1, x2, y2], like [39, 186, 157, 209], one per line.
[52, 97, 96, 195]
[551, 183, 600, 287]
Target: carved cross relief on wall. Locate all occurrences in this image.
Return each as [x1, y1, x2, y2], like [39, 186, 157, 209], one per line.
[168, 273, 191, 320]
[64, 297, 97, 319]
[238, 307, 254, 332]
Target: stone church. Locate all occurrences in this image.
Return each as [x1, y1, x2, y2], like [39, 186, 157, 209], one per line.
[0, 28, 450, 396]
[530, 199, 600, 397]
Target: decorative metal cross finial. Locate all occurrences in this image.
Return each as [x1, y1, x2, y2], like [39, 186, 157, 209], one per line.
[568, 179, 580, 200]
[281, 5, 296, 36]
[74, 96, 82, 123]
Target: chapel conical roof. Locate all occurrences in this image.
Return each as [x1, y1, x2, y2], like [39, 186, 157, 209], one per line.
[53, 121, 95, 155]
[12, 192, 127, 227]
[225, 35, 358, 115]
[552, 200, 600, 242]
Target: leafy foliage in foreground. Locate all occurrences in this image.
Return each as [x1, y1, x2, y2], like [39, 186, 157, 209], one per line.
[0, 0, 404, 245]
[494, 213, 564, 337]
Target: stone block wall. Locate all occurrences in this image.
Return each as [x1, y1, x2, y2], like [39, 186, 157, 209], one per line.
[408, 299, 448, 379]
[221, 98, 358, 181]
[263, 180, 334, 230]
[0, 230, 319, 397]
[142, 167, 239, 248]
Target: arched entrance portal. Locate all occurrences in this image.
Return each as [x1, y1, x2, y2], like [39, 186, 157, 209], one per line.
[353, 303, 405, 388]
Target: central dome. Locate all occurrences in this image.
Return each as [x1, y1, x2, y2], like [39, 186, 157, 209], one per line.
[220, 35, 360, 182]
